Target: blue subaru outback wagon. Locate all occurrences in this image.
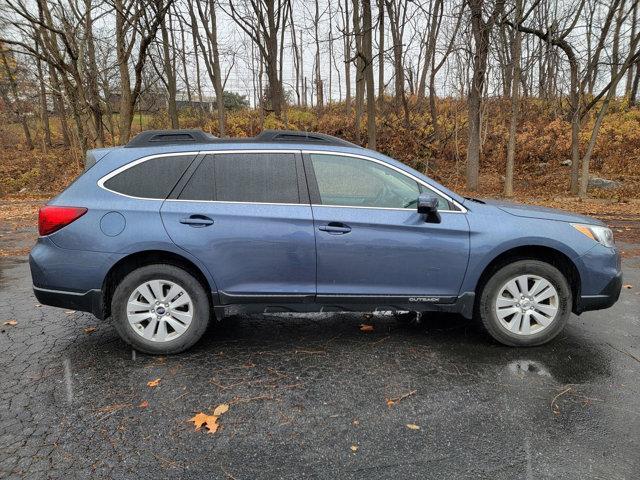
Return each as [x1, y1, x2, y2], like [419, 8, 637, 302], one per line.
[29, 129, 622, 354]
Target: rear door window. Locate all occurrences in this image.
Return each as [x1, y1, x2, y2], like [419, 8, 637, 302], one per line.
[103, 155, 194, 199]
[178, 152, 301, 204]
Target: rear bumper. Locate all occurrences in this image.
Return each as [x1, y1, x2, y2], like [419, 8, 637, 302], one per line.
[33, 286, 104, 319]
[576, 270, 623, 313]
[29, 237, 121, 319]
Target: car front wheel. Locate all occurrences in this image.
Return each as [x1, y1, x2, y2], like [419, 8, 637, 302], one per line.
[478, 260, 572, 346]
[111, 264, 210, 354]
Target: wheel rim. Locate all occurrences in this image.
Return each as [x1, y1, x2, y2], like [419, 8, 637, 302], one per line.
[494, 274, 559, 336]
[126, 279, 194, 342]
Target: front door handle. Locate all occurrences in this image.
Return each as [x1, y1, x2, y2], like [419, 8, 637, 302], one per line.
[318, 222, 352, 234]
[180, 215, 214, 227]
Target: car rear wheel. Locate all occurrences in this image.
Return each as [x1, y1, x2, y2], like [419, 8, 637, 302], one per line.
[478, 260, 572, 346]
[112, 265, 210, 354]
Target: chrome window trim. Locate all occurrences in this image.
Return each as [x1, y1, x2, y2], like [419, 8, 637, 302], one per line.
[97, 148, 467, 213]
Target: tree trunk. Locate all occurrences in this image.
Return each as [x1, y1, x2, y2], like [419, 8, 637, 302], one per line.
[160, 15, 179, 129]
[115, 0, 133, 143]
[35, 50, 51, 148]
[504, 0, 523, 197]
[353, 0, 365, 144]
[362, 0, 376, 148]
[377, 0, 384, 105]
[466, 4, 490, 190]
[314, 0, 323, 110]
[343, 0, 352, 111]
[49, 65, 70, 146]
[209, 1, 226, 136]
[84, 0, 104, 146]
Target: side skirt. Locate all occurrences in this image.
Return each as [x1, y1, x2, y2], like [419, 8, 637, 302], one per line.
[215, 292, 475, 319]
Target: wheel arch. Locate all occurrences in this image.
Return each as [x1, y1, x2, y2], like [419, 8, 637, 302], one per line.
[473, 245, 581, 313]
[101, 249, 217, 319]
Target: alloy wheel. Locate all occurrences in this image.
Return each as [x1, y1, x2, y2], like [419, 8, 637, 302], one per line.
[126, 279, 194, 342]
[494, 274, 559, 336]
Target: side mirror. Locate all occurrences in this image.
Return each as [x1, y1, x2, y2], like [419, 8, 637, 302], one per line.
[417, 194, 441, 223]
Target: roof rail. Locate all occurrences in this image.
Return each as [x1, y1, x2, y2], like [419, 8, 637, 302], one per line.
[124, 129, 218, 148]
[254, 130, 358, 147]
[124, 128, 358, 148]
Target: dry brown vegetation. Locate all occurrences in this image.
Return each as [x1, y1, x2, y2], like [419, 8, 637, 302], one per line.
[2, 98, 639, 204]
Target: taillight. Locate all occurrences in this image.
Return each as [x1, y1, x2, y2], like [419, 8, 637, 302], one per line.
[38, 206, 88, 236]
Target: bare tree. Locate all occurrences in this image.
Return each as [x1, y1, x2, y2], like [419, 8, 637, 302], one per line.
[228, 0, 286, 118]
[113, 0, 173, 143]
[190, 0, 226, 135]
[466, 0, 506, 191]
[385, 0, 410, 125]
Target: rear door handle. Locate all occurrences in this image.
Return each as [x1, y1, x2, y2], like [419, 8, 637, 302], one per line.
[180, 215, 214, 227]
[318, 222, 352, 234]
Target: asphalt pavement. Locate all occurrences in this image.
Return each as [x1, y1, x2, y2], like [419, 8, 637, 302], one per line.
[1, 245, 639, 479]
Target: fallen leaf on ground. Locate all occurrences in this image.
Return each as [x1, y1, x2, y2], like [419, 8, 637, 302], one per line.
[350, 444, 359, 452]
[190, 412, 218, 433]
[359, 324, 374, 332]
[147, 378, 161, 388]
[386, 399, 395, 407]
[406, 424, 421, 430]
[139, 400, 149, 408]
[83, 327, 96, 334]
[189, 404, 230, 434]
[3, 320, 17, 326]
[623, 284, 632, 289]
[213, 403, 229, 416]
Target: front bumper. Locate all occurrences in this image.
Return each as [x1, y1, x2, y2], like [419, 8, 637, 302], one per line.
[576, 270, 623, 313]
[574, 244, 622, 314]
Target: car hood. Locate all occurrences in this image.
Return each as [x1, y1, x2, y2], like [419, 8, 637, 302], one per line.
[473, 199, 605, 226]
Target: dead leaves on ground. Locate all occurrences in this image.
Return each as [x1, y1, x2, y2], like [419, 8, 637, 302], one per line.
[83, 326, 96, 334]
[3, 320, 17, 326]
[189, 403, 230, 434]
[406, 423, 421, 430]
[147, 378, 161, 388]
[359, 324, 374, 332]
[623, 284, 632, 289]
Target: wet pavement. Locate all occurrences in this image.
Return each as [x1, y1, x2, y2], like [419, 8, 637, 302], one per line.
[1, 249, 640, 479]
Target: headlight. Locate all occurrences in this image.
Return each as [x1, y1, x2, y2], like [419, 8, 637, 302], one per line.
[571, 223, 615, 247]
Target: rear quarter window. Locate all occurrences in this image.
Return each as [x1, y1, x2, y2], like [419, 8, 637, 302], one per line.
[102, 155, 194, 199]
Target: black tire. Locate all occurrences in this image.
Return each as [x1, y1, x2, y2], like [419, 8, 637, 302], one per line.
[111, 264, 210, 354]
[478, 260, 572, 347]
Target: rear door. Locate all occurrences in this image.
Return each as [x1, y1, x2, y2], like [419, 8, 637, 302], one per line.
[161, 150, 316, 303]
[305, 152, 470, 301]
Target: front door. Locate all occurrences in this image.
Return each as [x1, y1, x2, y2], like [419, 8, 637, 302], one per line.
[161, 151, 316, 303]
[305, 152, 470, 301]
